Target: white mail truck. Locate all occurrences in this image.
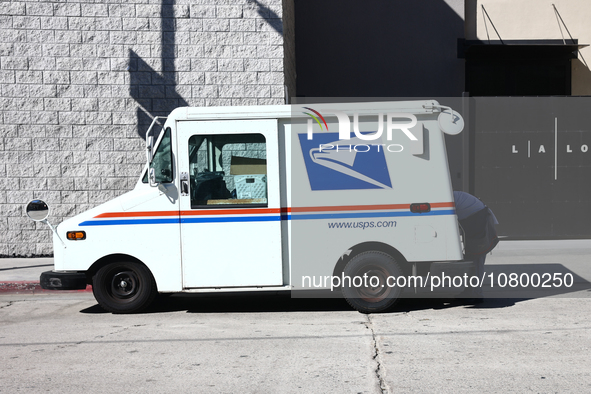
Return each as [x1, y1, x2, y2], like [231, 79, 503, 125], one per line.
[27, 100, 465, 313]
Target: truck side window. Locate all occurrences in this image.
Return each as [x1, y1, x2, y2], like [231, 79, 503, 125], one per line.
[188, 133, 267, 208]
[142, 127, 173, 184]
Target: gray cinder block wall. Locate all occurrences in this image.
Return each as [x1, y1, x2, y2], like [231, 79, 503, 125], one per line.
[0, 0, 295, 256]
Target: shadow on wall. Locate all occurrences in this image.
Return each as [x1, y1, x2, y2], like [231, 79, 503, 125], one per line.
[572, 59, 591, 95]
[128, 0, 284, 140]
[295, 0, 465, 97]
[248, 0, 283, 33]
[128, 0, 188, 140]
[128, 50, 188, 140]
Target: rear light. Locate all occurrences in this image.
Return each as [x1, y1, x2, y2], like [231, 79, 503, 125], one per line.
[66, 231, 86, 240]
[410, 203, 431, 213]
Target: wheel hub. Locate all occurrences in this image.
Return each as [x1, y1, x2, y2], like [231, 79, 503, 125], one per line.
[111, 271, 139, 299]
[356, 266, 391, 301]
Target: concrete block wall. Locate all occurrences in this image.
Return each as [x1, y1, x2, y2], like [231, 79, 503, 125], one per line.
[0, 0, 293, 256]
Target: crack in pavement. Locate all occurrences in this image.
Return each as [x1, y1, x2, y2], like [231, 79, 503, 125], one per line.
[56, 325, 133, 350]
[0, 301, 14, 309]
[365, 314, 389, 394]
[96, 324, 148, 341]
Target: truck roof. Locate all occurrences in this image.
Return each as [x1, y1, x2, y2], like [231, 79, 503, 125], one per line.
[168, 100, 442, 122]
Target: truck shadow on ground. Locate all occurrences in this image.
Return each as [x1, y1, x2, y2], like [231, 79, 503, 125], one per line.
[80, 293, 530, 314]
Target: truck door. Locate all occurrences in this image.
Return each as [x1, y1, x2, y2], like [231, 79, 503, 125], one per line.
[177, 119, 283, 288]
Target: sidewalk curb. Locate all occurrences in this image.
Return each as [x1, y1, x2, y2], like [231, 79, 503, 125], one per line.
[0, 281, 93, 294]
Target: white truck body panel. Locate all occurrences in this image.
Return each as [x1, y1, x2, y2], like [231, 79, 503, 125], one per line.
[49, 101, 463, 293]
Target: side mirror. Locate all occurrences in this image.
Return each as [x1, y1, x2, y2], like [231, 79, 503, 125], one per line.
[438, 108, 464, 135]
[26, 199, 49, 222]
[25, 200, 67, 248]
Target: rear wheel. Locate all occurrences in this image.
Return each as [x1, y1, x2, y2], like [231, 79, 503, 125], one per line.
[341, 251, 403, 313]
[92, 261, 157, 314]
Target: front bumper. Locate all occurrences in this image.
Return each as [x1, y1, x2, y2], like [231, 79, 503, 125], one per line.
[40, 271, 88, 290]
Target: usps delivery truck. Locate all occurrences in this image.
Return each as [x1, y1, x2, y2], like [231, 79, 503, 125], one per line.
[26, 100, 465, 314]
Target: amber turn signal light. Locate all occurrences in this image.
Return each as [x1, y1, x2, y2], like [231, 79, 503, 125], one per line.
[66, 231, 86, 240]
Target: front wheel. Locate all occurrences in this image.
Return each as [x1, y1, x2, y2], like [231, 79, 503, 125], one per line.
[92, 261, 157, 314]
[341, 251, 403, 314]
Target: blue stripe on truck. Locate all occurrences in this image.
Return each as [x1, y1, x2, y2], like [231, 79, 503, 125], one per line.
[78, 209, 455, 226]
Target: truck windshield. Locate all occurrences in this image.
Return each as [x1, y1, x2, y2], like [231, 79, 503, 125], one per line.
[142, 127, 173, 184]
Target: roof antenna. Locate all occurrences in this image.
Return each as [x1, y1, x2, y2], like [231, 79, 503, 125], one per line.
[552, 4, 588, 68]
[481, 5, 505, 45]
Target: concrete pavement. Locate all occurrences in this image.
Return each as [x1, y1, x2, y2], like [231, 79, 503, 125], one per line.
[2, 240, 591, 392]
[0, 258, 92, 294]
[0, 258, 52, 282]
[1, 291, 590, 392]
[0, 258, 51, 294]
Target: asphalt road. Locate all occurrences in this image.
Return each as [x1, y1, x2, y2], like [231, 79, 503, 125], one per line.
[1, 293, 590, 393]
[1, 240, 591, 393]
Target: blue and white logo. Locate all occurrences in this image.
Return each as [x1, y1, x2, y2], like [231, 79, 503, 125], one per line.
[298, 132, 392, 191]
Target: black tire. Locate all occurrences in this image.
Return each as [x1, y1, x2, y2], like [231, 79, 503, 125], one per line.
[341, 251, 403, 314]
[92, 261, 157, 314]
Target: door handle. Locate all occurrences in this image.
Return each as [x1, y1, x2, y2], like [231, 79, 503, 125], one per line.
[180, 172, 189, 196]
